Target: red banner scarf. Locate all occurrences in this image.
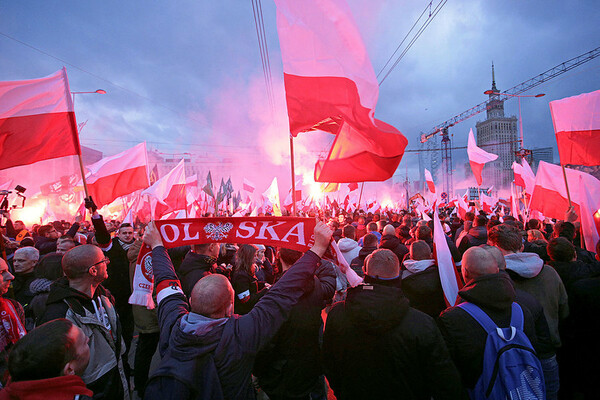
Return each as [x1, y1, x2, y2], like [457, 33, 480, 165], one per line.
[0, 298, 26, 348]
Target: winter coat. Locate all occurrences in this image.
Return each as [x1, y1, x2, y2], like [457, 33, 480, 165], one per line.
[456, 225, 487, 254]
[437, 272, 540, 390]
[337, 238, 361, 266]
[38, 278, 129, 400]
[253, 263, 336, 398]
[178, 251, 217, 298]
[379, 234, 408, 263]
[547, 259, 600, 291]
[505, 252, 569, 347]
[148, 246, 325, 400]
[232, 269, 268, 315]
[401, 261, 446, 318]
[323, 277, 463, 400]
[0, 375, 93, 400]
[349, 246, 377, 277]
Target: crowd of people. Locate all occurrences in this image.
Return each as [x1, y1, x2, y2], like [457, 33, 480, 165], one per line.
[0, 197, 598, 400]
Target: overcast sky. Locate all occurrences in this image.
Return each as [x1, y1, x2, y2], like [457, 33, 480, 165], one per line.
[2, 0, 599, 194]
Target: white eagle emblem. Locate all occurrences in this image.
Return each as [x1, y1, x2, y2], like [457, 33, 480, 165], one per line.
[204, 222, 234, 241]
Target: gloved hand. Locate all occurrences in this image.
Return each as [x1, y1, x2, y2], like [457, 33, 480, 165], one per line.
[84, 196, 98, 213]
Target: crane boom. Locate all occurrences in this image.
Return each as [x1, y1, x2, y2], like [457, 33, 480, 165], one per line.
[421, 46, 600, 143]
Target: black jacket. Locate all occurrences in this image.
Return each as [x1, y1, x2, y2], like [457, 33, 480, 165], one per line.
[253, 263, 336, 397]
[349, 246, 377, 277]
[323, 278, 463, 400]
[401, 265, 446, 319]
[177, 252, 216, 297]
[437, 272, 542, 390]
[232, 270, 268, 315]
[379, 234, 409, 263]
[548, 259, 600, 291]
[457, 225, 487, 254]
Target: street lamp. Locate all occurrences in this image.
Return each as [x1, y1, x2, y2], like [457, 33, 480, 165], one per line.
[71, 89, 106, 106]
[483, 90, 545, 159]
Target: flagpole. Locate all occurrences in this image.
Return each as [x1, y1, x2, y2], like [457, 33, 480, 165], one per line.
[357, 182, 365, 212]
[560, 164, 572, 207]
[289, 135, 297, 216]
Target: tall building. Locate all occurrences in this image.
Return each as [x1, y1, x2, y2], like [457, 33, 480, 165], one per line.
[475, 64, 519, 190]
[530, 147, 554, 172]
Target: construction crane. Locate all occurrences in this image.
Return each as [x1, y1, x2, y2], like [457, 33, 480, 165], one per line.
[420, 46, 600, 195]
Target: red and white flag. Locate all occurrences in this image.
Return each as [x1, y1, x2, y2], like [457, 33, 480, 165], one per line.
[467, 129, 498, 186]
[141, 159, 186, 219]
[550, 89, 600, 166]
[243, 178, 256, 194]
[480, 192, 495, 214]
[529, 161, 600, 251]
[433, 204, 462, 306]
[424, 168, 436, 193]
[275, 0, 407, 183]
[86, 142, 149, 208]
[0, 68, 81, 170]
[513, 161, 526, 188]
[263, 177, 282, 216]
[520, 158, 536, 196]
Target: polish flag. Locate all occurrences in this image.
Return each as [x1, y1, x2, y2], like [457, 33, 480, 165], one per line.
[424, 168, 436, 193]
[0, 68, 81, 171]
[550, 89, 600, 166]
[480, 192, 495, 214]
[512, 162, 526, 188]
[85, 143, 149, 208]
[243, 178, 256, 194]
[141, 159, 186, 219]
[275, 0, 407, 183]
[263, 177, 282, 216]
[530, 161, 600, 251]
[467, 129, 498, 186]
[348, 182, 359, 192]
[433, 204, 462, 306]
[456, 190, 469, 220]
[521, 158, 536, 195]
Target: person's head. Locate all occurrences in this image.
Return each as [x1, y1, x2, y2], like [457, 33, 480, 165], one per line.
[474, 214, 488, 227]
[0, 258, 14, 296]
[254, 245, 266, 263]
[13, 247, 39, 275]
[14, 220, 26, 231]
[527, 218, 541, 231]
[38, 224, 59, 240]
[464, 212, 475, 222]
[192, 242, 221, 259]
[277, 248, 303, 271]
[462, 246, 499, 283]
[367, 222, 378, 233]
[343, 224, 356, 241]
[117, 223, 134, 243]
[338, 214, 345, 224]
[488, 224, 523, 254]
[479, 244, 506, 270]
[527, 229, 547, 243]
[56, 237, 77, 255]
[487, 218, 501, 231]
[190, 274, 234, 318]
[365, 249, 400, 279]
[547, 237, 576, 262]
[402, 214, 412, 226]
[553, 221, 576, 243]
[62, 244, 108, 284]
[362, 233, 378, 248]
[410, 240, 432, 261]
[234, 244, 258, 276]
[8, 319, 90, 381]
[382, 224, 396, 237]
[415, 225, 432, 242]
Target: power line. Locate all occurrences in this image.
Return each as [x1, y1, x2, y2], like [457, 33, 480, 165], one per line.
[251, 0, 275, 114]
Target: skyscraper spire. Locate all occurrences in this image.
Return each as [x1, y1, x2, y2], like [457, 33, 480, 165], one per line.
[491, 61, 498, 92]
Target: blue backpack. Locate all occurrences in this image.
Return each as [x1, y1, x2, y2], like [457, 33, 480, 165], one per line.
[458, 302, 545, 400]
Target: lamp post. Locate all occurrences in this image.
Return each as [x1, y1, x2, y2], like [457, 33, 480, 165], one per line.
[71, 89, 106, 107]
[483, 90, 545, 159]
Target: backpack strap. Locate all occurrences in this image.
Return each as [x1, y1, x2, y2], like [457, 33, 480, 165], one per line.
[458, 302, 524, 338]
[509, 302, 524, 331]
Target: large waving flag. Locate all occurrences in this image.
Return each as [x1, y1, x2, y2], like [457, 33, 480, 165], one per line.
[433, 204, 462, 306]
[530, 161, 600, 251]
[424, 168, 436, 193]
[467, 129, 498, 186]
[550, 89, 600, 166]
[275, 0, 407, 183]
[0, 68, 81, 170]
[141, 159, 186, 219]
[263, 177, 282, 216]
[86, 142, 149, 208]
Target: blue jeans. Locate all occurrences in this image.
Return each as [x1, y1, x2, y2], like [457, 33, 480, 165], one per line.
[541, 355, 560, 400]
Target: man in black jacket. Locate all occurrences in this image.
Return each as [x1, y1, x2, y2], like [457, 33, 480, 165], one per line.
[379, 224, 408, 262]
[177, 243, 221, 297]
[457, 214, 488, 255]
[324, 249, 462, 400]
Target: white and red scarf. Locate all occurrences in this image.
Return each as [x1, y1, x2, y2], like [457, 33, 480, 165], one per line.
[0, 298, 26, 350]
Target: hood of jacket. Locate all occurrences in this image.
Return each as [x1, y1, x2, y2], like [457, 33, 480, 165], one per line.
[379, 234, 402, 249]
[403, 259, 435, 275]
[168, 312, 229, 361]
[179, 252, 216, 276]
[337, 238, 360, 253]
[459, 272, 516, 312]
[467, 225, 488, 241]
[504, 252, 544, 278]
[345, 282, 409, 335]
[357, 245, 377, 261]
[45, 277, 108, 315]
[1, 375, 93, 400]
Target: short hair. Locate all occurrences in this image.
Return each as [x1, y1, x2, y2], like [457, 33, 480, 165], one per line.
[474, 214, 488, 227]
[464, 212, 475, 222]
[118, 223, 133, 231]
[190, 274, 233, 317]
[382, 224, 396, 236]
[278, 248, 303, 267]
[343, 225, 356, 240]
[8, 319, 77, 381]
[365, 249, 399, 279]
[192, 243, 212, 254]
[463, 247, 499, 280]
[362, 233, 378, 248]
[479, 244, 506, 270]
[527, 219, 541, 230]
[547, 237, 576, 262]
[15, 246, 39, 262]
[487, 219, 501, 230]
[553, 221, 576, 242]
[415, 226, 432, 241]
[488, 224, 522, 252]
[62, 244, 100, 280]
[410, 240, 432, 261]
[37, 225, 54, 237]
[527, 229, 547, 243]
[367, 222, 378, 232]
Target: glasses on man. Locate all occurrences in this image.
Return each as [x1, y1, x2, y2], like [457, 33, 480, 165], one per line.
[88, 257, 110, 271]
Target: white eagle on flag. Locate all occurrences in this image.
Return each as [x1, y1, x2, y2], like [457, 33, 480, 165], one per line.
[204, 222, 234, 241]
